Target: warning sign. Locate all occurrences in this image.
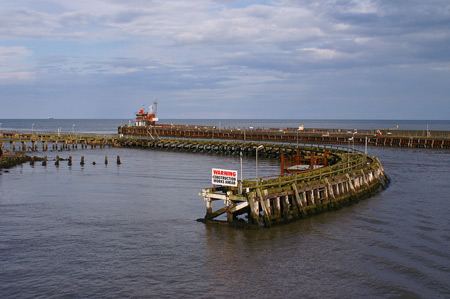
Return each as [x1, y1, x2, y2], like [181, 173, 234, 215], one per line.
[212, 168, 238, 187]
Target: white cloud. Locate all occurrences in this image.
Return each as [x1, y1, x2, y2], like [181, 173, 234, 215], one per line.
[0, 46, 35, 82]
[298, 48, 348, 60]
[1, 0, 450, 118]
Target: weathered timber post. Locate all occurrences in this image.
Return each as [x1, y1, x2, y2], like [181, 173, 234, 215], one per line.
[248, 193, 260, 228]
[323, 187, 328, 201]
[55, 155, 60, 166]
[325, 178, 335, 199]
[256, 188, 271, 227]
[346, 174, 355, 193]
[117, 155, 121, 165]
[282, 195, 290, 220]
[68, 156, 72, 166]
[274, 197, 281, 218]
[292, 183, 304, 208]
[42, 155, 47, 166]
[206, 198, 212, 217]
[30, 155, 35, 166]
[227, 202, 235, 223]
[80, 156, 85, 166]
[105, 155, 108, 165]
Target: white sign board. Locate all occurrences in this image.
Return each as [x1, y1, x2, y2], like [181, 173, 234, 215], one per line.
[212, 168, 238, 187]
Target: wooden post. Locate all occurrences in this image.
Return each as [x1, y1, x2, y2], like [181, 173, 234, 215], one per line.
[256, 188, 271, 227]
[68, 156, 72, 166]
[248, 193, 260, 228]
[325, 178, 335, 199]
[105, 155, 108, 165]
[282, 195, 290, 220]
[291, 183, 304, 208]
[273, 197, 281, 218]
[302, 191, 307, 206]
[346, 174, 355, 192]
[227, 203, 235, 223]
[117, 155, 121, 165]
[206, 199, 212, 216]
[55, 155, 60, 166]
[80, 156, 85, 165]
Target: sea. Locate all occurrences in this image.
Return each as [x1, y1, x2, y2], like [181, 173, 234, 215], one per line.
[1, 119, 450, 298]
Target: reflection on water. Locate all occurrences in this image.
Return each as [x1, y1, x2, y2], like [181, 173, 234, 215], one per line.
[1, 143, 450, 297]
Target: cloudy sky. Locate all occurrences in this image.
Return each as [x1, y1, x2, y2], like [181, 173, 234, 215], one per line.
[1, 0, 449, 119]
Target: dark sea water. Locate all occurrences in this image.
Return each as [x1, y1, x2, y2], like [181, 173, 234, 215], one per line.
[1, 120, 450, 298]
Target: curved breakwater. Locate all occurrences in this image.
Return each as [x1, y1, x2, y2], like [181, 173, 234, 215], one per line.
[1, 131, 389, 228]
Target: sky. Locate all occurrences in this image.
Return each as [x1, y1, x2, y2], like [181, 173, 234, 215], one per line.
[0, 0, 449, 119]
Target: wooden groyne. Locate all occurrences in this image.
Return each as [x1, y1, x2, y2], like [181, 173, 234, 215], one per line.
[119, 125, 450, 149]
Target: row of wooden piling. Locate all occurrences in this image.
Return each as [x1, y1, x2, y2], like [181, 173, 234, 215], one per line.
[0, 133, 117, 152]
[115, 137, 335, 162]
[28, 155, 122, 166]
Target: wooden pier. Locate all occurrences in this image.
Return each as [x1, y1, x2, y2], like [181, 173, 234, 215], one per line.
[119, 124, 450, 149]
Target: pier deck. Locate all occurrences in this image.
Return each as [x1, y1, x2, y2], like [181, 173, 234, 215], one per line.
[119, 125, 450, 149]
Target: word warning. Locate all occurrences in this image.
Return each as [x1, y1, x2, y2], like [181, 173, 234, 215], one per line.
[212, 168, 238, 187]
